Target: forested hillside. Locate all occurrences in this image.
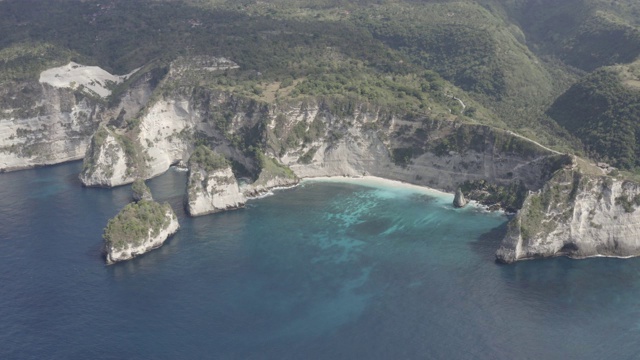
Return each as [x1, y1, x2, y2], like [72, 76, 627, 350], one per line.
[0, 0, 638, 172]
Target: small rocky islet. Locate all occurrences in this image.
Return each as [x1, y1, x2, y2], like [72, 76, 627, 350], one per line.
[103, 181, 179, 264]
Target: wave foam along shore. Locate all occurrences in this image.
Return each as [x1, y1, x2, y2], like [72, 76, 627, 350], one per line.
[302, 176, 507, 216]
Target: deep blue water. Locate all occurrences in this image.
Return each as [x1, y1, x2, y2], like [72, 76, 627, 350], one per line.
[1, 162, 640, 359]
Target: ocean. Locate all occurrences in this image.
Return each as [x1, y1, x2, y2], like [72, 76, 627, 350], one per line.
[1, 161, 640, 359]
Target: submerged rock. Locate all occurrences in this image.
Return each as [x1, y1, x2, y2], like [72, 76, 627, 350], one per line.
[453, 187, 468, 208]
[186, 146, 246, 216]
[103, 200, 179, 264]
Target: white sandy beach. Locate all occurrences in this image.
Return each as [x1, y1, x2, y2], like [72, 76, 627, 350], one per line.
[302, 176, 453, 199]
[302, 175, 507, 215]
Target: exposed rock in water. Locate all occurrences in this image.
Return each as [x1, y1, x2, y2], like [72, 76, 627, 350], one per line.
[103, 200, 179, 264]
[132, 179, 153, 202]
[186, 145, 246, 216]
[453, 187, 468, 208]
[496, 167, 640, 263]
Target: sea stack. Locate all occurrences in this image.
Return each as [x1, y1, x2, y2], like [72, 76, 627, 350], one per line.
[103, 186, 179, 264]
[453, 187, 468, 208]
[103, 201, 179, 264]
[186, 145, 246, 216]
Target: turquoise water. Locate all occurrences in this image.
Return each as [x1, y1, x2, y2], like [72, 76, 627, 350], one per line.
[1, 162, 640, 359]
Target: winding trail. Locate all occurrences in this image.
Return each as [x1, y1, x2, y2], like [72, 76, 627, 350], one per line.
[504, 130, 562, 155]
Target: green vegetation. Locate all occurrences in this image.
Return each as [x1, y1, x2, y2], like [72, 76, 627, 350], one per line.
[518, 169, 582, 241]
[501, 0, 640, 71]
[298, 146, 318, 164]
[0, 0, 639, 180]
[549, 67, 640, 170]
[81, 126, 111, 174]
[460, 180, 529, 213]
[189, 145, 229, 171]
[615, 193, 640, 213]
[255, 150, 297, 185]
[131, 179, 153, 202]
[103, 200, 173, 250]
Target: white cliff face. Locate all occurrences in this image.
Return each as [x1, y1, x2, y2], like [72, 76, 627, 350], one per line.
[187, 165, 246, 216]
[79, 127, 134, 187]
[279, 106, 555, 193]
[137, 99, 201, 177]
[105, 209, 179, 264]
[84, 88, 559, 198]
[0, 62, 152, 172]
[0, 85, 98, 171]
[497, 168, 640, 263]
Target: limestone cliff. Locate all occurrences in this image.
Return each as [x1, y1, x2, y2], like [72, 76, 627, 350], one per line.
[83, 81, 561, 194]
[0, 83, 99, 171]
[104, 200, 179, 264]
[0, 61, 153, 172]
[186, 146, 246, 216]
[79, 126, 145, 187]
[80, 57, 640, 263]
[496, 164, 640, 263]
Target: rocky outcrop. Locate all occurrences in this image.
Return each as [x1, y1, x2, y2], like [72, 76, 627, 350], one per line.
[186, 146, 246, 216]
[242, 154, 299, 198]
[132, 179, 153, 202]
[0, 61, 154, 172]
[0, 64, 159, 173]
[103, 200, 179, 264]
[79, 126, 141, 187]
[496, 166, 640, 263]
[79, 54, 563, 196]
[0, 84, 100, 171]
[453, 187, 468, 208]
[187, 165, 246, 215]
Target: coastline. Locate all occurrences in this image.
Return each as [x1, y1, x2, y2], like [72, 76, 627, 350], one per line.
[301, 175, 453, 198]
[300, 175, 507, 215]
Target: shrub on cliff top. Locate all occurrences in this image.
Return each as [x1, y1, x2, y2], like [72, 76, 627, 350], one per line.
[131, 179, 153, 202]
[103, 200, 172, 250]
[189, 145, 229, 172]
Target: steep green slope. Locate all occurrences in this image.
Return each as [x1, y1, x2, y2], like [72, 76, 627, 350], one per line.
[1, 0, 639, 169]
[548, 62, 640, 170]
[489, 0, 640, 71]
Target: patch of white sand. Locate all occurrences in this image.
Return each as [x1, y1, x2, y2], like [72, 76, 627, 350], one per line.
[302, 176, 452, 200]
[39, 62, 136, 98]
[303, 176, 506, 215]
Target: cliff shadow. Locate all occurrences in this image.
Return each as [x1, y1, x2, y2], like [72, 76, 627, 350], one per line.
[469, 220, 510, 262]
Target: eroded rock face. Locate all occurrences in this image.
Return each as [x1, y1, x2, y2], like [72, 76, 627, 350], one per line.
[79, 126, 138, 187]
[496, 168, 640, 263]
[104, 201, 180, 264]
[186, 145, 246, 216]
[82, 57, 562, 199]
[0, 62, 152, 172]
[187, 165, 246, 216]
[453, 188, 468, 208]
[0, 84, 100, 171]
